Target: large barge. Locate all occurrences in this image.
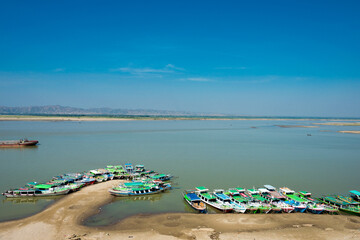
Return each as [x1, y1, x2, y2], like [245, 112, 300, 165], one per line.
[0, 139, 38, 147]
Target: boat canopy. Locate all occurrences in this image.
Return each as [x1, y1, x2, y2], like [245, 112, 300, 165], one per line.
[186, 193, 201, 201]
[124, 182, 144, 187]
[227, 189, 238, 194]
[264, 185, 276, 191]
[258, 188, 269, 193]
[214, 193, 231, 201]
[235, 187, 245, 192]
[247, 189, 260, 194]
[200, 192, 215, 200]
[280, 187, 295, 194]
[35, 184, 52, 189]
[90, 170, 101, 175]
[350, 190, 360, 196]
[132, 187, 151, 191]
[299, 191, 311, 196]
[196, 186, 208, 192]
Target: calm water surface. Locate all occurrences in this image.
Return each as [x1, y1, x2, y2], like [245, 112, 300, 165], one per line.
[0, 120, 359, 224]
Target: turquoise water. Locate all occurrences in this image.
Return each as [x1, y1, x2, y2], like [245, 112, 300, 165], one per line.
[0, 120, 359, 224]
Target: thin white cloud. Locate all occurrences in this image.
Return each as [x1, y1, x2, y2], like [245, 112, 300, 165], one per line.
[112, 67, 173, 74]
[183, 77, 213, 82]
[111, 64, 184, 74]
[54, 68, 65, 72]
[165, 64, 185, 71]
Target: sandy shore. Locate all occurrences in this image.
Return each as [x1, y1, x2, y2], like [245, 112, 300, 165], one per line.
[314, 122, 360, 126]
[1, 115, 360, 122]
[338, 131, 360, 134]
[0, 116, 132, 121]
[0, 181, 359, 240]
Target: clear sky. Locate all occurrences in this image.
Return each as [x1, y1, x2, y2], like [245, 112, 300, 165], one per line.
[1, 0, 360, 117]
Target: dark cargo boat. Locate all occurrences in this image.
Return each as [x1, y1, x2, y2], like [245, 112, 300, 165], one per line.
[0, 139, 38, 147]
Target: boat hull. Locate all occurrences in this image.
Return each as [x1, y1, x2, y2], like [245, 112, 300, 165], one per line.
[0, 140, 38, 147]
[3, 189, 70, 198]
[109, 185, 171, 197]
[184, 198, 207, 213]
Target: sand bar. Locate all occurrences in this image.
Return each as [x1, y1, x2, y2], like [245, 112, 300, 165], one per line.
[2, 115, 360, 122]
[0, 180, 360, 240]
[314, 122, 360, 126]
[338, 131, 360, 134]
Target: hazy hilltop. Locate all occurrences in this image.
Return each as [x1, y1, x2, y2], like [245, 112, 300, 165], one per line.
[0, 105, 222, 116]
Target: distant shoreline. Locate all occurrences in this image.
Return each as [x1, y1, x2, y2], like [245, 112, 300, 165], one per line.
[1, 115, 360, 122]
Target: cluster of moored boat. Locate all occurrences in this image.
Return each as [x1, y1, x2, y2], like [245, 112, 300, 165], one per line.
[2, 164, 172, 198]
[183, 185, 360, 215]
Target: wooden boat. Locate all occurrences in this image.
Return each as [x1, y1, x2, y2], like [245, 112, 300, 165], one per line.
[246, 189, 272, 214]
[213, 189, 246, 213]
[195, 186, 233, 213]
[297, 191, 338, 214]
[124, 163, 134, 174]
[350, 190, 360, 202]
[258, 188, 282, 213]
[2, 184, 70, 198]
[149, 174, 172, 181]
[183, 190, 207, 213]
[89, 169, 109, 182]
[263, 185, 287, 201]
[225, 189, 257, 214]
[109, 181, 171, 196]
[0, 139, 38, 147]
[318, 196, 359, 215]
[280, 187, 308, 212]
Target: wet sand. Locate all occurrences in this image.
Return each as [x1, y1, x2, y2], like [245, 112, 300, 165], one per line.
[0, 181, 359, 240]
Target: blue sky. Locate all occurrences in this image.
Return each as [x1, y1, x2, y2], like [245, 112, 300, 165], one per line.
[1, 0, 360, 117]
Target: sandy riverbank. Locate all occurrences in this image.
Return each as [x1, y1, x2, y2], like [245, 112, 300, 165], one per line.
[338, 131, 360, 134]
[0, 116, 133, 121]
[314, 122, 360, 126]
[2, 115, 360, 122]
[0, 181, 359, 240]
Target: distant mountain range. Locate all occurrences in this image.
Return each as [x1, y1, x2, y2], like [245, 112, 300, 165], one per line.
[0, 105, 223, 116]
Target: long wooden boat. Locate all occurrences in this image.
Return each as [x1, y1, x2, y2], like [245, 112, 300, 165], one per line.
[246, 189, 272, 214]
[318, 196, 359, 216]
[0, 139, 38, 147]
[279, 187, 308, 212]
[297, 191, 338, 214]
[2, 184, 70, 198]
[195, 186, 233, 213]
[109, 181, 171, 196]
[183, 190, 207, 213]
[225, 189, 257, 214]
[213, 189, 246, 213]
[350, 190, 360, 202]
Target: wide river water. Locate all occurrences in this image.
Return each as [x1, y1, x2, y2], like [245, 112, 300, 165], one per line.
[0, 120, 359, 225]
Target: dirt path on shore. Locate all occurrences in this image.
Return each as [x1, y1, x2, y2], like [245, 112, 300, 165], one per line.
[0, 180, 359, 240]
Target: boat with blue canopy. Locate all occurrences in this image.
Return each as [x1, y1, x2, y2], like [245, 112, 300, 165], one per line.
[350, 190, 360, 202]
[183, 190, 206, 213]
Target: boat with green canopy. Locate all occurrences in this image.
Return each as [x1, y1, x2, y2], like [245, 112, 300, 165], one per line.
[109, 181, 171, 196]
[195, 186, 233, 213]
